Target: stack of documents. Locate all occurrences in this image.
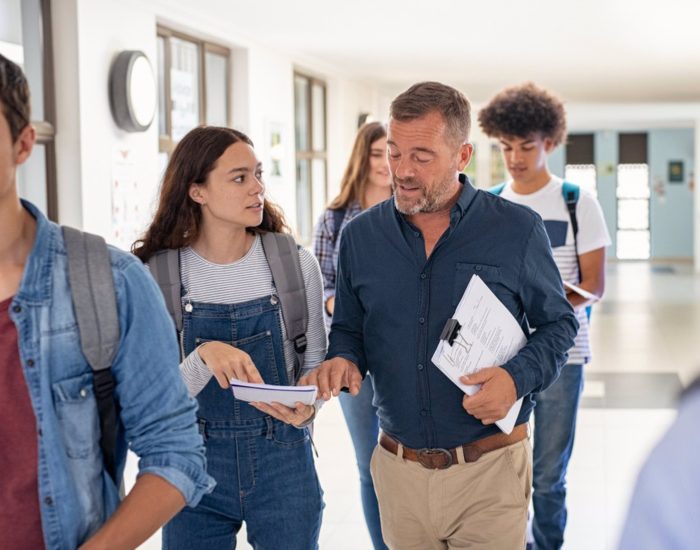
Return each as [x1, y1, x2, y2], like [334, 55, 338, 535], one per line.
[230, 380, 318, 407]
[432, 275, 527, 434]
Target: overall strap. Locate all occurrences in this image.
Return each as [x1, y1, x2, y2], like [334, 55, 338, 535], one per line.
[62, 226, 120, 482]
[488, 182, 507, 195]
[261, 232, 308, 381]
[149, 249, 183, 332]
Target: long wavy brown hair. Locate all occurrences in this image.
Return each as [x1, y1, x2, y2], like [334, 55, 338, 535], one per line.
[328, 121, 387, 210]
[133, 126, 289, 262]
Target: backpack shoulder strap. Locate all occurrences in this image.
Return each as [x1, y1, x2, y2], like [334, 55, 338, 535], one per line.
[260, 232, 308, 381]
[148, 249, 183, 332]
[331, 208, 346, 245]
[488, 183, 507, 196]
[62, 226, 120, 482]
[562, 181, 580, 238]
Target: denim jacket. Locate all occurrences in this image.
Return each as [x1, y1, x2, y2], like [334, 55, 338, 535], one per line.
[9, 201, 215, 549]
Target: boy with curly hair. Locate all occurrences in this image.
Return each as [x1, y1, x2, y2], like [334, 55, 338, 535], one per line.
[479, 82, 611, 550]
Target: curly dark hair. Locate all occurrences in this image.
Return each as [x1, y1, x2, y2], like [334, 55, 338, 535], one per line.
[132, 126, 289, 263]
[478, 82, 567, 146]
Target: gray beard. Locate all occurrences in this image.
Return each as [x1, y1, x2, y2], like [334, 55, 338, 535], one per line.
[393, 177, 455, 215]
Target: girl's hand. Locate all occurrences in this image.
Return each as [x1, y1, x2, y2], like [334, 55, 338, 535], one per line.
[197, 341, 264, 388]
[250, 401, 316, 427]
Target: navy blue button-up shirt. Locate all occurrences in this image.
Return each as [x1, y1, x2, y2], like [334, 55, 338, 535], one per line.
[328, 175, 578, 449]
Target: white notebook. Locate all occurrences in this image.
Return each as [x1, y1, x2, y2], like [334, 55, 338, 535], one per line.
[230, 379, 318, 407]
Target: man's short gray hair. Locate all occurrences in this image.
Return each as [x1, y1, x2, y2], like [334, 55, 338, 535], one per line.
[389, 81, 471, 145]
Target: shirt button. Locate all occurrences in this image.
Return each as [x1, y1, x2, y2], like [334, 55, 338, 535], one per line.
[38, 428, 43, 436]
[420, 273, 426, 279]
[414, 232, 420, 238]
[420, 409, 428, 417]
[27, 359, 35, 367]
[12, 305, 22, 313]
[419, 317, 425, 324]
[44, 496, 53, 506]
[475, 265, 482, 271]
[417, 364, 424, 370]
[79, 388, 88, 398]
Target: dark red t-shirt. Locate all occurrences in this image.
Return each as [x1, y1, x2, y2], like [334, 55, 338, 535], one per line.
[0, 296, 45, 548]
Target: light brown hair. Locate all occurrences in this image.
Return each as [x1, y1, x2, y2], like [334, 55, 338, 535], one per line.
[329, 121, 387, 210]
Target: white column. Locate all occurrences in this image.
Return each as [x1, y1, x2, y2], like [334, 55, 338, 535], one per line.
[694, 120, 700, 272]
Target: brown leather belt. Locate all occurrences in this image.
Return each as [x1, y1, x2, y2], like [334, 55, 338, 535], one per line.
[379, 424, 528, 470]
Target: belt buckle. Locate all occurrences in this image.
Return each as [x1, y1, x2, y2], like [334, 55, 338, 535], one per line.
[417, 448, 452, 469]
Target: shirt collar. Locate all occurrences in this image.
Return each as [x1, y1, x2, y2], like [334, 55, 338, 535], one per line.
[16, 200, 56, 304]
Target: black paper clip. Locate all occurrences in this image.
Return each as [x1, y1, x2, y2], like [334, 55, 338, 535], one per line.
[440, 318, 462, 346]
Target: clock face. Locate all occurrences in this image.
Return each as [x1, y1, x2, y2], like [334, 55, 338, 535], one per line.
[128, 54, 156, 128]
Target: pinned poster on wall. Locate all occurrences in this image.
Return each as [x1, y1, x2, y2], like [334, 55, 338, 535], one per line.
[111, 148, 150, 251]
[668, 160, 684, 183]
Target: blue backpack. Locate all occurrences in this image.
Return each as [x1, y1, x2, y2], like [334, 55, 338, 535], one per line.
[489, 181, 592, 321]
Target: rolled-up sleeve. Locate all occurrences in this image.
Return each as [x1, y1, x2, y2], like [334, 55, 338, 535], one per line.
[112, 259, 215, 506]
[502, 217, 579, 398]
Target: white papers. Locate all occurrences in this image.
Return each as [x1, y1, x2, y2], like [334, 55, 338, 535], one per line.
[230, 380, 317, 407]
[563, 280, 599, 302]
[431, 275, 526, 434]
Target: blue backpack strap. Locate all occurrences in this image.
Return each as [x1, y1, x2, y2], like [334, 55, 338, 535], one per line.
[561, 182, 592, 320]
[562, 181, 580, 238]
[488, 183, 507, 196]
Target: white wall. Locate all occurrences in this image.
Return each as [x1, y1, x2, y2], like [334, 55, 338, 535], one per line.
[52, 0, 380, 244]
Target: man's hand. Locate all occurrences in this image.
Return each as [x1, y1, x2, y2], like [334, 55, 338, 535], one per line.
[198, 341, 264, 388]
[460, 367, 518, 425]
[299, 357, 362, 400]
[250, 401, 315, 427]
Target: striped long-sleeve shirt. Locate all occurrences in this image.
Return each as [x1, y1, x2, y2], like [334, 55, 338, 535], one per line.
[178, 235, 327, 396]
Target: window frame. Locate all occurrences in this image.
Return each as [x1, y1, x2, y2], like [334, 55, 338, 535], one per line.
[293, 71, 328, 243]
[156, 25, 231, 156]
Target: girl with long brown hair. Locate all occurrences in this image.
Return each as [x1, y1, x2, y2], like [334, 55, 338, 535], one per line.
[134, 126, 326, 549]
[311, 121, 391, 550]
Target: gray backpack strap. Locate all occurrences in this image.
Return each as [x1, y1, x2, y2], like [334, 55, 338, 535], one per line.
[62, 226, 120, 482]
[260, 232, 308, 381]
[148, 249, 183, 332]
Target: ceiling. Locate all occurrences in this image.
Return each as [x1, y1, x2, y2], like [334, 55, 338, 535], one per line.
[187, 0, 700, 103]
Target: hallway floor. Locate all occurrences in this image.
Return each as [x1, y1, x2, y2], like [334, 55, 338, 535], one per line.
[131, 261, 700, 549]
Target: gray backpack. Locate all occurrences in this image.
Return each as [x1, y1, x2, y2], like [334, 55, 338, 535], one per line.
[62, 226, 120, 483]
[148, 232, 308, 381]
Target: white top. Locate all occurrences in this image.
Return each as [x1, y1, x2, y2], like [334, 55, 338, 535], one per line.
[178, 234, 327, 396]
[500, 175, 611, 364]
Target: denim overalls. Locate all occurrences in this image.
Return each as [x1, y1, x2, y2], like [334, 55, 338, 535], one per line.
[163, 294, 324, 549]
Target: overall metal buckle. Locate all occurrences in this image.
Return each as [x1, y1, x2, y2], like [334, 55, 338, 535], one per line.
[417, 447, 453, 469]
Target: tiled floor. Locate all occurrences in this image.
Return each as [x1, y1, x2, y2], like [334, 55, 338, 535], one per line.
[130, 261, 700, 549]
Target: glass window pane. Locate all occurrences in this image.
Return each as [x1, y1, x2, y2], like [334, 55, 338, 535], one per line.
[617, 230, 650, 260]
[157, 36, 167, 136]
[17, 142, 48, 213]
[170, 37, 200, 142]
[294, 76, 309, 151]
[205, 51, 228, 126]
[490, 143, 506, 185]
[311, 83, 325, 152]
[296, 159, 312, 242]
[312, 158, 327, 223]
[0, 0, 45, 120]
[617, 164, 650, 199]
[565, 164, 597, 198]
[618, 199, 649, 230]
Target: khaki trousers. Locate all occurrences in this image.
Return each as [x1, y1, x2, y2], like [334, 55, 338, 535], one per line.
[370, 438, 532, 550]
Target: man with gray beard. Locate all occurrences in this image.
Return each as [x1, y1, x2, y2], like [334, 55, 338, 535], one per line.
[302, 81, 577, 549]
